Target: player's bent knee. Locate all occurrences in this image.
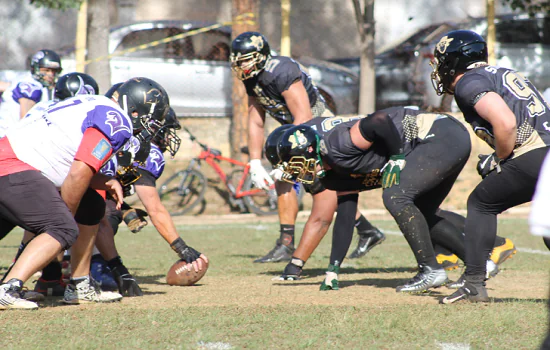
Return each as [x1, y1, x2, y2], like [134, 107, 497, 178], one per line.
[75, 188, 106, 226]
[45, 224, 79, 250]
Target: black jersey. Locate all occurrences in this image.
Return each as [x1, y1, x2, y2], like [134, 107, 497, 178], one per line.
[304, 109, 459, 192]
[244, 56, 324, 125]
[454, 66, 550, 157]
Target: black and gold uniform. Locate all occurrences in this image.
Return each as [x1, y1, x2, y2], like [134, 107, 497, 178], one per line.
[454, 65, 550, 278]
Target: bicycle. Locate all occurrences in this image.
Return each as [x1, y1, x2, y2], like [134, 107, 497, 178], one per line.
[158, 126, 280, 216]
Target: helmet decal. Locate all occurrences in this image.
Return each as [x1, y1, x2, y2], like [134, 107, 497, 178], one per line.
[290, 130, 308, 149]
[250, 35, 265, 50]
[436, 36, 454, 54]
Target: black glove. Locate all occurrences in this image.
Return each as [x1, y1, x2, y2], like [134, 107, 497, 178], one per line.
[122, 208, 148, 233]
[477, 153, 503, 179]
[276, 258, 304, 281]
[170, 237, 201, 263]
[108, 257, 143, 297]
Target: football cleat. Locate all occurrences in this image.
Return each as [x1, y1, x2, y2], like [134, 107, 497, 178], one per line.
[0, 279, 39, 310]
[319, 264, 340, 291]
[436, 253, 460, 271]
[253, 240, 294, 263]
[348, 228, 386, 259]
[274, 259, 304, 281]
[396, 265, 448, 293]
[62, 276, 122, 305]
[440, 280, 489, 304]
[90, 255, 118, 292]
[490, 238, 516, 266]
[34, 278, 67, 297]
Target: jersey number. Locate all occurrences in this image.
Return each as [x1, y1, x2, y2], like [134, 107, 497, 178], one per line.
[503, 71, 545, 118]
[264, 58, 280, 73]
[320, 116, 363, 132]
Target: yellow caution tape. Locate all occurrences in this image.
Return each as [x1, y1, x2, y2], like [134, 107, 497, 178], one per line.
[83, 12, 256, 65]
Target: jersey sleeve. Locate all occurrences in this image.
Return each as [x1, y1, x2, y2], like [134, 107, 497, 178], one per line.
[12, 81, 43, 103]
[135, 168, 157, 187]
[271, 59, 302, 93]
[74, 127, 114, 172]
[81, 104, 132, 152]
[137, 144, 165, 179]
[454, 72, 494, 109]
[99, 157, 117, 177]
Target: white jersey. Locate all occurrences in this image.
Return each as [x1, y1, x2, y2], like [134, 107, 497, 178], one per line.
[7, 94, 133, 188]
[0, 74, 51, 138]
[530, 150, 550, 237]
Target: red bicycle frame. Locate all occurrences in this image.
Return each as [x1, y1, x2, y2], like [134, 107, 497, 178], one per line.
[197, 148, 274, 199]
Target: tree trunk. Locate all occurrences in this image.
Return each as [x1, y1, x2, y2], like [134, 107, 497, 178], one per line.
[86, 0, 111, 94]
[230, 0, 259, 161]
[352, 0, 376, 114]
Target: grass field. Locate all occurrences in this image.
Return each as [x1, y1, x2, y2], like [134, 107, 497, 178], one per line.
[0, 217, 548, 349]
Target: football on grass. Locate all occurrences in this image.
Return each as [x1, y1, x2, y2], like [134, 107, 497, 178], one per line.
[166, 258, 208, 286]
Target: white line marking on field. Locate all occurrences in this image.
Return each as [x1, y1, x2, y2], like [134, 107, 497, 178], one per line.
[197, 341, 233, 350]
[517, 247, 550, 256]
[438, 342, 470, 350]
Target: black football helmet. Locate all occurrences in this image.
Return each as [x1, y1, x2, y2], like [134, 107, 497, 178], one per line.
[430, 30, 488, 95]
[265, 124, 294, 167]
[154, 107, 182, 157]
[29, 49, 62, 88]
[230, 31, 271, 80]
[54, 72, 99, 100]
[277, 125, 324, 184]
[105, 82, 124, 99]
[112, 77, 169, 135]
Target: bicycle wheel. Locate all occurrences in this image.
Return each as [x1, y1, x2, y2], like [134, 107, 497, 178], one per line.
[158, 169, 207, 216]
[242, 172, 279, 216]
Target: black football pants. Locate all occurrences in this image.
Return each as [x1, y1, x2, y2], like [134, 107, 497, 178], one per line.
[382, 117, 471, 268]
[465, 146, 550, 278]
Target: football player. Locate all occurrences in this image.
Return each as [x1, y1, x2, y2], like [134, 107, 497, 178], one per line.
[275, 109, 512, 292]
[0, 77, 168, 309]
[231, 31, 383, 263]
[430, 30, 550, 304]
[0, 49, 62, 138]
[93, 106, 207, 297]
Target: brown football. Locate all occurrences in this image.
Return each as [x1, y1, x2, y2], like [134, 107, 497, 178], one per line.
[166, 258, 208, 286]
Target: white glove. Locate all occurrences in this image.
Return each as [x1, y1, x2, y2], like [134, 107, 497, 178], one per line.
[249, 159, 274, 190]
[270, 166, 293, 182]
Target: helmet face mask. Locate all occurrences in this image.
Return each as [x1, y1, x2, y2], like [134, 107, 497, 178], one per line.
[430, 30, 488, 95]
[154, 108, 181, 157]
[54, 72, 99, 100]
[277, 125, 324, 184]
[30, 49, 62, 88]
[230, 32, 271, 80]
[113, 77, 169, 135]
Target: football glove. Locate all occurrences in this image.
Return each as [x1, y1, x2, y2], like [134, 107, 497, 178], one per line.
[249, 159, 274, 190]
[111, 264, 143, 297]
[477, 153, 503, 179]
[269, 166, 294, 182]
[122, 208, 148, 233]
[381, 154, 406, 189]
[170, 237, 201, 263]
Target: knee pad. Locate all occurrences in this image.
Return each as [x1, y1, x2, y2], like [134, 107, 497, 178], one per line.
[74, 188, 106, 226]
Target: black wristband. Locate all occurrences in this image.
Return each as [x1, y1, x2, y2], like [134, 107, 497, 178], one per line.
[170, 237, 188, 254]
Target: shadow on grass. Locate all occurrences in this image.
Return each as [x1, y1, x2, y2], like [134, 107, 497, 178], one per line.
[261, 266, 417, 278]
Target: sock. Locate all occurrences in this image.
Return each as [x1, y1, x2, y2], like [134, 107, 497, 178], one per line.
[70, 275, 88, 285]
[41, 260, 62, 281]
[279, 224, 295, 247]
[355, 214, 375, 233]
[107, 256, 124, 271]
[494, 236, 506, 247]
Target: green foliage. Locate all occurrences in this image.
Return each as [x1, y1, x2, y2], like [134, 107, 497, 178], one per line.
[501, 0, 550, 15]
[29, 0, 83, 11]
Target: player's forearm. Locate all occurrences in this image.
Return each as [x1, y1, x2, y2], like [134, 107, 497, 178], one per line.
[61, 173, 91, 215]
[493, 126, 517, 159]
[149, 207, 179, 244]
[248, 121, 265, 160]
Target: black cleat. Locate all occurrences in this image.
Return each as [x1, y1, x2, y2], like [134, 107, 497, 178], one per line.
[440, 280, 489, 304]
[274, 259, 303, 280]
[254, 240, 295, 263]
[348, 228, 386, 259]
